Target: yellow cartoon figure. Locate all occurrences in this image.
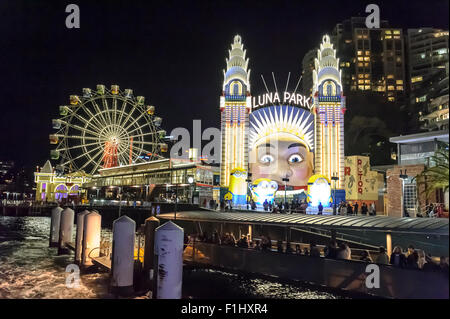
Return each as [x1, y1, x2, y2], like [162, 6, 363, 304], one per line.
[250, 178, 278, 205]
[225, 168, 248, 205]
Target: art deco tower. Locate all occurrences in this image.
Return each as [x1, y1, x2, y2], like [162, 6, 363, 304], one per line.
[312, 35, 346, 189]
[220, 35, 252, 187]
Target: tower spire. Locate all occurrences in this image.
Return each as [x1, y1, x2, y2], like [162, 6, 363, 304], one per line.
[223, 34, 251, 92]
[219, 35, 252, 189]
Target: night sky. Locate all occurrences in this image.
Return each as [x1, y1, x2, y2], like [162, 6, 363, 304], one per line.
[0, 0, 448, 170]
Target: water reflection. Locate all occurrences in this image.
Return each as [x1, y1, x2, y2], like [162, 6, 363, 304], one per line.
[1, 216, 350, 299]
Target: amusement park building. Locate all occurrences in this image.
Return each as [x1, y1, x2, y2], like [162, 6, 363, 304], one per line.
[82, 158, 220, 205]
[34, 160, 90, 203]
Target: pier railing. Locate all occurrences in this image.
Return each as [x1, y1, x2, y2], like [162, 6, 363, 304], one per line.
[184, 241, 449, 299]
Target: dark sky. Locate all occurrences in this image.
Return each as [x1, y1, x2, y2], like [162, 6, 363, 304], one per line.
[0, 0, 448, 169]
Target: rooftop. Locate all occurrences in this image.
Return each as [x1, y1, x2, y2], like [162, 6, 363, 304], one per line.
[158, 211, 449, 236]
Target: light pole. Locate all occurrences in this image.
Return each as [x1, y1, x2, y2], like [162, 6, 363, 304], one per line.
[282, 177, 289, 213]
[331, 173, 339, 215]
[399, 169, 408, 217]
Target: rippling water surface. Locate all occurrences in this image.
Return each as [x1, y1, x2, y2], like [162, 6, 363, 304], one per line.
[0, 216, 348, 299]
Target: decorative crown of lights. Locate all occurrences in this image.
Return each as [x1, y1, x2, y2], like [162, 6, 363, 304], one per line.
[249, 105, 314, 151]
[223, 34, 251, 90]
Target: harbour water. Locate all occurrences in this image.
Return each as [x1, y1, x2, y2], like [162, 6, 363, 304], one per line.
[0, 216, 355, 299]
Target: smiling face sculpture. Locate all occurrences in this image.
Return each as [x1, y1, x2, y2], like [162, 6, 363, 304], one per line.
[249, 105, 314, 188]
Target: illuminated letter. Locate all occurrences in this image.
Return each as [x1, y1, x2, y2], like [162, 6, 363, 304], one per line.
[365, 264, 380, 288]
[283, 91, 290, 103]
[297, 94, 303, 106]
[273, 92, 280, 104]
[365, 4, 380, 29]
[65, 4, 80, 29]
[170, 127, 190, 160]
[202, 127, 221, 163]
[304, 97, 311, 109]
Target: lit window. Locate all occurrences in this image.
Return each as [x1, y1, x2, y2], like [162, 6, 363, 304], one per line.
[385, 30, 392, 34]
[365, 85, 371, 90]
[388, 86, 395, 90]
[365, 51, 370, 56]
[396, 86, 403, 90]
[364, 57, 370, 61]
[387, 75, 394, 79]
[358, 80, 364, 84]
[388, 97, 395, 101]
[358, 57, 363, 61]
[411, 76, 423, 83]
[365, 74, 370, 78]
[396, 80, 403, 84]
[393, 30, 400, 35]
[358, 74, 364, 78]
[358, 85, 365, 90]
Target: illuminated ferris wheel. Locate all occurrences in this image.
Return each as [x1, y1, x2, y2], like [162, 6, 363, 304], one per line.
[49, 84, 168, 175]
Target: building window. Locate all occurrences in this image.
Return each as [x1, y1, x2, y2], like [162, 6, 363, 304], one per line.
[404, 182, 417, 210]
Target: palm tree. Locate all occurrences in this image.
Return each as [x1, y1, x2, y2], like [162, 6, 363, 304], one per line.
[414, 144, 449, 198]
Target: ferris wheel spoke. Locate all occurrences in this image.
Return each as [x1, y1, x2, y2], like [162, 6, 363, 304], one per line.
[57, 134, 101, 142]
[117, 102, 140, 131]
[102, 96, 113, 129]
[118, 151, 131, 166]
[60, 121, 103, 137]
[56, 140, 101, 152]
[83, 106, 108, 132]
[115, 99, 128, 130]
[122, 111, 147, 132]
[90, 99, 111, 133]
[61, 143, 103, 167]
[112, 97, 118, 126]
[68, 110, 103, 134]
[89, 156, 104, 175]
[130, 146, 146, 162]
[79, 147, 104, 173]
[125, 122, 156, 137]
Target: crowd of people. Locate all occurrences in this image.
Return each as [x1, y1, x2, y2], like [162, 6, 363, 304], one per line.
[416, 203, 447, 218]
[194, 231, 449, 274]
[335, 201, 377, 216]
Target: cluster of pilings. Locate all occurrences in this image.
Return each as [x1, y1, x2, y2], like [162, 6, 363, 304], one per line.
[49, 206, 184, 299]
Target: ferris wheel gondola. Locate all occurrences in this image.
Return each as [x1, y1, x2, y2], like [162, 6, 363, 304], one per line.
[50, 84, 168, 175]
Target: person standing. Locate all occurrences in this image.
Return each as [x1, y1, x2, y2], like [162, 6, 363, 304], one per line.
[361, 203, 368, 215]
[390, 246, 407, 268]
[354, 202, 359, 215]
[318, 202, 323, 215]
[347, 203, 353, 215]
[370, 202, 376, 216]
[263, 199, 269, 211]
[375, 246, 389, 264]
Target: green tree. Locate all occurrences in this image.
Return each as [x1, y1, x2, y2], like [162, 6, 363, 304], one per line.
[414, 144, 449, 198]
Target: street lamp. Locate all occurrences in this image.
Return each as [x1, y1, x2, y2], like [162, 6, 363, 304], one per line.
[282, 177, 289, 213]
[399, 169, 408, 217]
[331, 173, 339, 215]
